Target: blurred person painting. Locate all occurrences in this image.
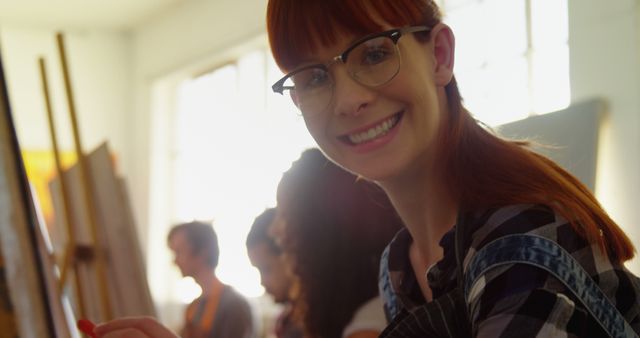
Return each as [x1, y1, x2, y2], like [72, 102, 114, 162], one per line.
[168, 221, 255, 338]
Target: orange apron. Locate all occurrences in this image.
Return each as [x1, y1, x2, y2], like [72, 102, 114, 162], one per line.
[183, 280, 224, 338]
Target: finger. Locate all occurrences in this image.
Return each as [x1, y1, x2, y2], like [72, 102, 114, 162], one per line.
[94, 317, 177, 338]
[101, 328, 146, 338]
[94, 317, 149, 334]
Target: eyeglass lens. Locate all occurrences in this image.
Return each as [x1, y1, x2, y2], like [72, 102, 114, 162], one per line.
[285, 35, 401, 114]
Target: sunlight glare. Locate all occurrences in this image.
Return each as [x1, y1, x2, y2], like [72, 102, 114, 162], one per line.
[170, 50, 314, 299]
[177, 277, 202, 304]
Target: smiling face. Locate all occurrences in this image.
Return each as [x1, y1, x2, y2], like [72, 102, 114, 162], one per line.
[300, 25, 451, 182]
[268, 0, 454, 183]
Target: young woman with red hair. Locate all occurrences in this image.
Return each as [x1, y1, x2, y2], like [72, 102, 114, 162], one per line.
[264, 0, 639, 337]
[93, 1, 639, 337]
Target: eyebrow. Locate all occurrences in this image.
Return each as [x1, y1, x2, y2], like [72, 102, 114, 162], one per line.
[287, 29, 378, 71]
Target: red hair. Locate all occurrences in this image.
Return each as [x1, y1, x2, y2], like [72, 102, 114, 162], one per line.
[266, 0, 635, 262]
[267, 0, 440, 71]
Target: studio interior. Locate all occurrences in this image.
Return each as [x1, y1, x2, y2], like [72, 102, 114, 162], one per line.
[0, 0, 638, 337]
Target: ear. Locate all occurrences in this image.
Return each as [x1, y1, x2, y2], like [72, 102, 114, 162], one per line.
[430, 23, 455, 87]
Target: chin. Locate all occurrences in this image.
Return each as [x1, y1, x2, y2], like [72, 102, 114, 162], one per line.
[271, 295, 287, 304]
[344, 157, 404, 183]
[322, 143, 410, 182]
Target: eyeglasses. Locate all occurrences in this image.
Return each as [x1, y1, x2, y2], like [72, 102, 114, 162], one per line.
[272, 26, 431, 116]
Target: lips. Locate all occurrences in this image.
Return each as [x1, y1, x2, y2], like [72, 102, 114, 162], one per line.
[338, 111, 404, 145]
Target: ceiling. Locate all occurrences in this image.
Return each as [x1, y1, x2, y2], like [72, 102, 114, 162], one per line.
[0, 0, 189, 31]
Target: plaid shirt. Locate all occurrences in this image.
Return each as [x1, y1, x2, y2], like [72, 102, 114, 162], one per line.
[380, 204, 640, 337]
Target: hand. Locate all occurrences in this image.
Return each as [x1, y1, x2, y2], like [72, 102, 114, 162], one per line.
[93, 316, 179, 338]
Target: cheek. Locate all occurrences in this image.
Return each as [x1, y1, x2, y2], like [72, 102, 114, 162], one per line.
[302, 115, 327, 146]
[397, 66, 442, 131]
[259, 273, 270, 285]
[180, 255, 191, 265]
[416, 89, 441, 124]
[302, 115, 347, 165]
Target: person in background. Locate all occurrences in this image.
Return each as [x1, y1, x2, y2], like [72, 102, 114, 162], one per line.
[246, 208, 303, 338]
[167, 221, 254, 338]
[273, 148, 403, 338]
[265, 0, 640, 337]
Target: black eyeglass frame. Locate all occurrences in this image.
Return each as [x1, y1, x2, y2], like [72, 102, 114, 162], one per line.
[271, 25, 431, 95]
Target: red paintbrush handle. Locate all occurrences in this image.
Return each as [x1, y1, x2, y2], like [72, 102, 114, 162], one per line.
[77, 319, 97, 338]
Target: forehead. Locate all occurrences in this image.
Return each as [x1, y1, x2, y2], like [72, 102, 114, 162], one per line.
[169, 231, 189, 250]
[270, 207, 287, 231]
[276, 178, 292, 207]
[249, 243, 279, 262]
[299, 24, 397, 67]
[271, 3, 399, 72]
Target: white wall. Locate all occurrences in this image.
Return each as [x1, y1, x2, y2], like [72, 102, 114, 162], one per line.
[0, 27, 131, 158]
[569, 0, 640, 272]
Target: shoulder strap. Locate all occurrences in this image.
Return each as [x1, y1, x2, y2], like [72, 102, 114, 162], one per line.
[379, 244, 400, 321]
[464, 234, 637, 338]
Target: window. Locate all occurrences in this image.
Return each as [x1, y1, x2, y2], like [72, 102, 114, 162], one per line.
[440, 0, 570, 125]
[169, 49, 315, 297]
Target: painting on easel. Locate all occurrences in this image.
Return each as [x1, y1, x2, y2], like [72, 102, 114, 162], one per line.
[0, 49, 58, 337]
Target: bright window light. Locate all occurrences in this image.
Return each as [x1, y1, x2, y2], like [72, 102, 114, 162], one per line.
[177, 277, 202, 304]
[442, 0, 570, 125]
[169, 49, 315, 299]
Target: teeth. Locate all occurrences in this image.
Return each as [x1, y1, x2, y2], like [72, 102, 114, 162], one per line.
[348, 114, 399, 144]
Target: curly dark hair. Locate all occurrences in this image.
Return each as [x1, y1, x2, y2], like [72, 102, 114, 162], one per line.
[278, 149, 403, 338]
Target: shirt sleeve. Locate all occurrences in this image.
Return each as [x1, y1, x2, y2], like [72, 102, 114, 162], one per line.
[468, 257, 594, 337]
[472, 283, 579, 336]
[464, 205, 598, 337]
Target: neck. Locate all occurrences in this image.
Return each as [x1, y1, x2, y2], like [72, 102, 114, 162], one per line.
[377, 160, 458, 265]
[193, 269, 220, 296]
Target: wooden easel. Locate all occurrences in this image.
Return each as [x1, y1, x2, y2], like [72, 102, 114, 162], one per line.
[38, 32, 113, 323]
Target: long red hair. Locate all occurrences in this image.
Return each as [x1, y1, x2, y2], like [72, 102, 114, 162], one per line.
[266, 0, 635, 262]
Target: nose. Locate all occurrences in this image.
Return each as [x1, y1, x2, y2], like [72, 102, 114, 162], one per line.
[331, 67, 376, 117]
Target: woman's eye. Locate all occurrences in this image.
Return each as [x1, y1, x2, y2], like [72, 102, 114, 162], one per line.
[362, 48, 392, 65]
[294, 68, 329, 91]
[305, 70, 329, 88]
